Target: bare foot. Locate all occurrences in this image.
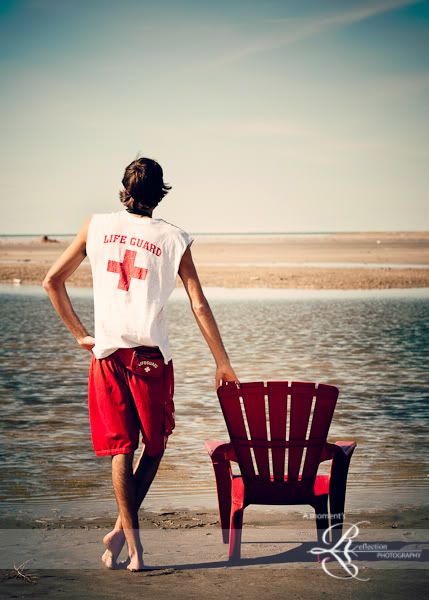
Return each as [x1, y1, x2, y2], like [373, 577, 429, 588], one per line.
[101, 529, 126, 568]
[127, 552, 145, 572]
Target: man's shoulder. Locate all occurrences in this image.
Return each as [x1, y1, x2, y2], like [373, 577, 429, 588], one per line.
[91, 210, 122, 218]
[155, 219, 194, 254]
[89, 210, 122, 225]
[155, 218, 190, 237]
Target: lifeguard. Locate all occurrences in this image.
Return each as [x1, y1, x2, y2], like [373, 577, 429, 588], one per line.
[42, 156, 239, 573]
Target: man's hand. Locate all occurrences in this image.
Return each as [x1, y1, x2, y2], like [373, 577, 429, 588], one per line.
[77, 335, 95, 352]
[215, 363, 239, 390]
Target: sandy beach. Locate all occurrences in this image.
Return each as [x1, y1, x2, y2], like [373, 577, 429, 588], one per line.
[1, 232, 428, 599]
[1, 231, 429, 289]
[1, 505, 428, 599]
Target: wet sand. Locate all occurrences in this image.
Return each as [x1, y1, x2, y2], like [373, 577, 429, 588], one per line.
[1, 506, 428, 599]
[1, 231, 429, 289]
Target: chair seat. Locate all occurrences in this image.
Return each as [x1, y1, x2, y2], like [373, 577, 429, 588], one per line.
[313, 474, 330, 496]
[233, 473, 330, 496]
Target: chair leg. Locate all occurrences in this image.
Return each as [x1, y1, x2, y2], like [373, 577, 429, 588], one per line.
[329, 449, 354, 543]
[313, 494, 330, 545]
[329, 486, 346, 543]
[212, 461, 232, 544]
[228, 502, 244, 561]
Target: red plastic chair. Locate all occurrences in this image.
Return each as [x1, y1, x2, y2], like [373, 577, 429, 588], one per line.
[205, 381, 356, 560]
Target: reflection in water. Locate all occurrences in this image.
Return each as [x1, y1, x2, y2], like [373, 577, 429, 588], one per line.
[0, 288, 428, 516]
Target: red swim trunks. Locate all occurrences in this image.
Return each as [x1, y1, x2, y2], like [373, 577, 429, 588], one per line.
[87, 346, 175, 457]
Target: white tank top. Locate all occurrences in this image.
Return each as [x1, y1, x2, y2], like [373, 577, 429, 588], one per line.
[86, 209, 194, 362]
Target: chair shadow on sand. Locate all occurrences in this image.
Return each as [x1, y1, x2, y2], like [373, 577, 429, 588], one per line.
[142, 536, 414, 573]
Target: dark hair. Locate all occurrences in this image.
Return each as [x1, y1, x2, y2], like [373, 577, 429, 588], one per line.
[119, 157, 171, 215]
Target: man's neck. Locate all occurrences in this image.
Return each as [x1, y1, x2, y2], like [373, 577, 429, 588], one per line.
[126, 208, 153, 218]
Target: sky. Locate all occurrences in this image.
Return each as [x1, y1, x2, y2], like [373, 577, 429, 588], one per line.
[0, 0, 428, 234]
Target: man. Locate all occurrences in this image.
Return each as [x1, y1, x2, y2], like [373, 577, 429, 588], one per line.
[43, 157, 238, 572]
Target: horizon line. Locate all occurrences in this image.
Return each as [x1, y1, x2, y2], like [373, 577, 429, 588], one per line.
[1, 229, 429, 237]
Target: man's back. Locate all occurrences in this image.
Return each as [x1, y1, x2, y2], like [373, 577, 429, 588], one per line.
[86, 209, 193, 362]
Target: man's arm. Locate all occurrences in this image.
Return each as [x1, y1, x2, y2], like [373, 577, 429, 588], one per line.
[178, 245, 239, 389]
[42, 217, 95, 352]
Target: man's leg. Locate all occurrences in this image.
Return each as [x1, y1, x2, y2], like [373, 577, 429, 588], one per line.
[110, 452, 146, 571]
[101, 354, 174, 569]
[102, 446, 163, 567]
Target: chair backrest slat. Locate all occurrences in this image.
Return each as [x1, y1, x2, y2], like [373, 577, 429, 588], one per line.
[288, 382, 316, 481]
[218, 384, 256, 476]
[302, 384, 338, 479]
[267, 382, 288, 480]
[241, 383, 270, 478]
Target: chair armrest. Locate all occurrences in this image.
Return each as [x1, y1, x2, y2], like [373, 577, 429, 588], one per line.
[205, 440, 237, 462]
[319, 440, 357, 462]
[332, 440, 357, 457]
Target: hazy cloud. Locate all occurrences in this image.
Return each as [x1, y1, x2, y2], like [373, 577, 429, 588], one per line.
[204, 0, 425, 68]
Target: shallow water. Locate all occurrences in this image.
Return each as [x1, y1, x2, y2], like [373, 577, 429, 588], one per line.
[0, 284, 428, 518]
[198, 261, 429, 269]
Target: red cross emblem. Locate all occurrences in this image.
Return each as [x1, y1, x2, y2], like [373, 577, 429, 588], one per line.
[107, 250, 148, 291]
